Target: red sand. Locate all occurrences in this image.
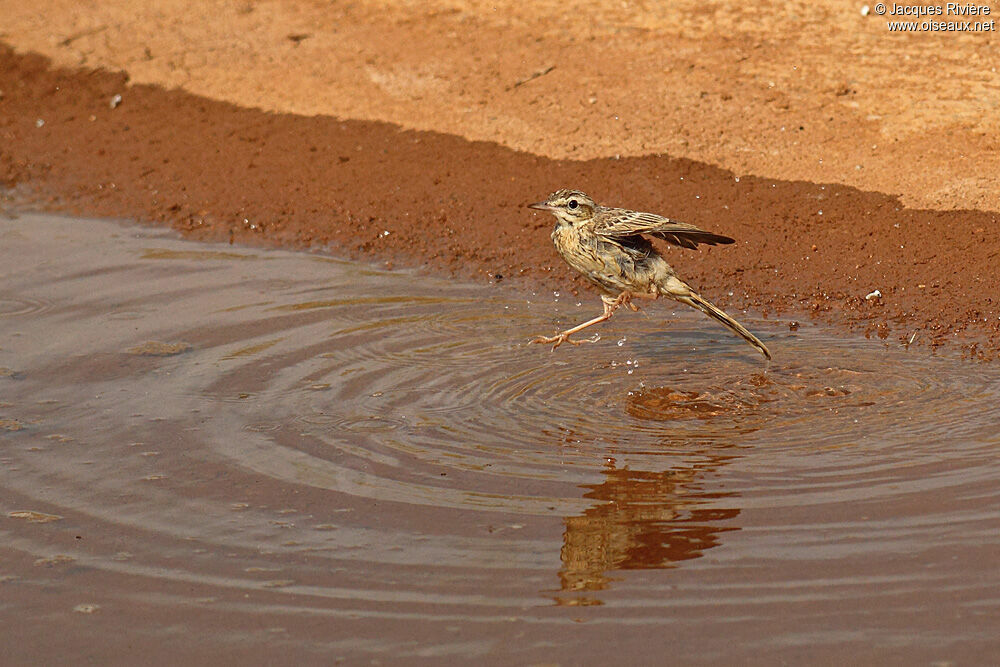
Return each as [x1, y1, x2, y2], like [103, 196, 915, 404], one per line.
[2, 44, 999, 355]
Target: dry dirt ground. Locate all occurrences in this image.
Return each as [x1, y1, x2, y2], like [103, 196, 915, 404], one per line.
[1, 0, 999, 353]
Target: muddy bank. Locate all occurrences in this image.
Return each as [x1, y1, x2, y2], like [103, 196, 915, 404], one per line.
[2, 45, 999, 354]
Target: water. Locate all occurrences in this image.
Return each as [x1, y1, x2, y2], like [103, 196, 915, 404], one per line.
[1, 213, 999, 663]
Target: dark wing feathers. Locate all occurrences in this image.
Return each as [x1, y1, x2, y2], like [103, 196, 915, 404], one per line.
[595, 209, 735, 249]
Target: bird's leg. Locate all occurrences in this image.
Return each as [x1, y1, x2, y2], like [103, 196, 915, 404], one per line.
[530, 292, 632, 351]
[626, 289, 658, 313]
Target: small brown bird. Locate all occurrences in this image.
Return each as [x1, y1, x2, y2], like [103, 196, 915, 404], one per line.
[528, 189, 771, 360]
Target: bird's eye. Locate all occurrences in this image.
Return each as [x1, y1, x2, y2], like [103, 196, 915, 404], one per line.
[568, 200, 578, 209]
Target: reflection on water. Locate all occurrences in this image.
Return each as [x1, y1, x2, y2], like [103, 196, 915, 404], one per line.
[2, 213, 1000, 663]
[558, 454, 740, 604]
[627, 374, 773, 421]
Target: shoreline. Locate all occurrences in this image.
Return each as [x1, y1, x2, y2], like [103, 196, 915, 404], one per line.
[2, 45, 998, 357]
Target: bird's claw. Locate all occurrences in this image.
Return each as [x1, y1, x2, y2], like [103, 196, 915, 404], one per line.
[530, 333, 574, 350]
[619, 293, 640, 312]
[529, 333, 598, 351]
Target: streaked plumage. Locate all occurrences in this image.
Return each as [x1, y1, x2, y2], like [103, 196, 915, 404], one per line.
[528, 189, 771, 360]
[591, 206, 735, 249]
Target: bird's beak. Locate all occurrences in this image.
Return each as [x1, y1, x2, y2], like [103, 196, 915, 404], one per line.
[528, 201, 554, 211]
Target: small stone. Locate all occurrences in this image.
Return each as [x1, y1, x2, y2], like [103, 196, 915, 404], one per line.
[35, 554, 75, 567]
[9, 510, 62, 523]
[0, 418, 25, 431]
[125, 341, 192, 356]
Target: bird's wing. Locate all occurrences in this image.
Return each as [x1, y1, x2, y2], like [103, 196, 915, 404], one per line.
[595, 208, 735, 250]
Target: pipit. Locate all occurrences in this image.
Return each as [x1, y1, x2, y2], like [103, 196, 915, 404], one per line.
[528, 189, 771, 360]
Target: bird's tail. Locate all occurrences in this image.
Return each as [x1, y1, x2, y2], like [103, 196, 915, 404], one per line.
[658, 277, 771, 360]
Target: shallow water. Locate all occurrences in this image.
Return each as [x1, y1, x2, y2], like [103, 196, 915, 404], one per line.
[1, 213, 999, 663]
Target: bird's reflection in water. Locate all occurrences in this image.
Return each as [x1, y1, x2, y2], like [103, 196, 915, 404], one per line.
[555, 386, 750, 606]
[555, 456, 740, 606]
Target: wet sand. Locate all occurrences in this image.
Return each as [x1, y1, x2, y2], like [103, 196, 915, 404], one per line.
[2, 213, 1000, 663]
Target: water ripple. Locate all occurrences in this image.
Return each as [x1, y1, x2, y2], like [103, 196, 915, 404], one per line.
[2, 213, 1000, 661]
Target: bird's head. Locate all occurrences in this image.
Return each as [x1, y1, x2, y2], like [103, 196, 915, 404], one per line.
[528, 189, 596, 226]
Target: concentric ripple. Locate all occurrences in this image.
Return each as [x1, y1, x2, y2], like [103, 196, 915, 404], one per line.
[2, 213, 999, 662]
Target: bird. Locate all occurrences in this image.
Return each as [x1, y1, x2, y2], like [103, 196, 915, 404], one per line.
[527, 189, 771, 360]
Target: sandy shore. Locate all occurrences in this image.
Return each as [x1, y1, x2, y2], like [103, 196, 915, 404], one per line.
[1, 0, 999, 354]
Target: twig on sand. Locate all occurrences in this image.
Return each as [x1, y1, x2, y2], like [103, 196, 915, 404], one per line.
[508, 65, 555, 91]
[59, 25, 109, 47]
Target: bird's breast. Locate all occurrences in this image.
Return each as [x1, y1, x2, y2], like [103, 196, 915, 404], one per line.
[551, 224, 595, 267]
[551, 223, 628, 290]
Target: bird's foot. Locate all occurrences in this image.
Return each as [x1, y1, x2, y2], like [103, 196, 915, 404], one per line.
[621, 293, 646, 312]
[529, 332, 599, 351]
[605, 292, 639, 312]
